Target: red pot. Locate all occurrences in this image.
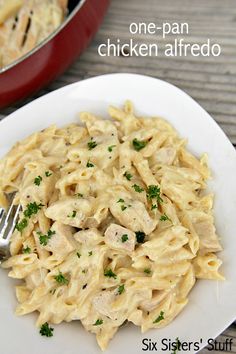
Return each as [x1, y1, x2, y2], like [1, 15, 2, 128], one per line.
[0, 0, 110, 108]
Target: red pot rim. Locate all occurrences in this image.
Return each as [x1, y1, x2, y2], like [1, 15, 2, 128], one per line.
[0, 0, 87, 75]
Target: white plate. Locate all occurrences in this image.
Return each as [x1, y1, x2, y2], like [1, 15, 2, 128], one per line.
[0, 74, 236, 354]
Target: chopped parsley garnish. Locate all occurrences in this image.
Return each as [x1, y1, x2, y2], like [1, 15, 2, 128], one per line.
[151, 204, 158, 210]
[77, 252, 81, 258]
[121, 205, 127, 211]
[54, 272, 69, 285]
[34, 175, 42, 186]
[93, 319, 103, 326]
[68, 210, 77, 218]
[117, 284, 125, 295]
[22, 246, 31, 254]
[108, 145, 116, 152]
[24, 202, 44, 218]
[132, 138, 148, 151]
[104, 268, 117, 279]
[135, 231, 146, 243]
[15, 218, 28, 232]
[88, 251, 93, 256]
[45, 171, 52, 177]
[146, 185, 163, 205]
[144, 268, 151, 274]
[87, 140, 97, 150]
[153, 311, 165, 323]
[132, 184, 144, 193]
[117, 198, 125, 203]
[160, 213, 172, 222]
[86, 161, 94, 168]
[40, 322, 54, 337]
[16, 202, 43, 232]
[38, 229, 55, 246]
[82, 269, 86, 274]
[123, 171, 132, 181]
[121, 234, 129, 243]
[77, 193, 83, 198]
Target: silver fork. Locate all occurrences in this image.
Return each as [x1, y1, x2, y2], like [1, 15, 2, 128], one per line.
[0, 193, 21, 262]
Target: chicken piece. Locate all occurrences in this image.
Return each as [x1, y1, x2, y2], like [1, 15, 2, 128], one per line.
[20, 167, 56, 206]
[74, 228, 103, 246]
[140, 290, 168, 312]
[193, 219, 222, 253]
[109, 198, 157, 235]
[153, 147, 176, 165]
[42, 221, 75, 256]
[45, 197, 93, 228]
[104, 223, 136, 253]
[92, 290, 117, 320]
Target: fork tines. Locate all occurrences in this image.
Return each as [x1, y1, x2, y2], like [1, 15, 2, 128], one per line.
[0, 193, 20, 261]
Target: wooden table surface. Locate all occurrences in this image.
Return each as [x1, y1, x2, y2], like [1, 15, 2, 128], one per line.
[0, 0, 235, 352]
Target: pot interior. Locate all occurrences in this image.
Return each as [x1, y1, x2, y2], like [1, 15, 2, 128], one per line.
[68, 0, 83, 14]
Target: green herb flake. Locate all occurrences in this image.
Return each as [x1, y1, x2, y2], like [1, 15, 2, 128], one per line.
[144, 268, 151, 274]
[146, 185, 163, 205]
[15, 218, 28, 232]
[121, 205, 127, 211]
[160, 213, 172, 222]
[24, 202, 44, 218]
[45, 171, 52, 177]
[88, 251, 93, 256]
[87, 140, 97, 150]
[132, 184, 144, 193]
[34, 175, 42, 186]
[38, 229, 55, 246]
[151, 204, 157, 210]
[54, 272, 69, 285]
[117, 284, 125, 295]
[68, 210, 77, 218]
[132, 138, 148, 151]
[123, 171, 132, 181]
[93, 319, 103, 326]
[77, 193, 83, 198]
[22, 246, 31, 254]
[117, 198, 125, 203]
[108, 145, 116, 152]
[104, 268, 117, 279]
[39, 322, 54, 337]
[86, 161, 94, 168]
[135, 231, 146, 243]
[121, 234, 129, 243]
[153, 311, 165, 324]
[171, 338, 181, 354]
[77, 252, 81, 258]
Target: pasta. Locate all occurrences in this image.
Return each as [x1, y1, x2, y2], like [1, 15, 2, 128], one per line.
[0, 101, 224, 350]
[0, 0, 68, 68]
